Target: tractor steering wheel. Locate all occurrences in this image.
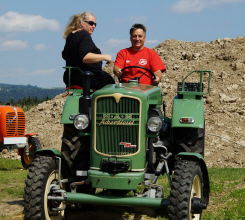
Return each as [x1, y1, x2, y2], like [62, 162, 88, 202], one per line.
[121, 66, 156, 82]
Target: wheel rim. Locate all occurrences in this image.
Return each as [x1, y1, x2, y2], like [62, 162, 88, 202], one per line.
[189, 175, 202, 220]
[44, 171, 65, 220]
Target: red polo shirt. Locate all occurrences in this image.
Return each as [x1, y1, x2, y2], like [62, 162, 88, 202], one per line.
[114, 47, 166, 85]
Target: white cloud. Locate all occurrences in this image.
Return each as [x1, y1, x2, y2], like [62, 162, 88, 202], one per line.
[0, 40, 27, 51]
[129, 16, 148, 23]
[106, 38, 129, 48]
[0, 67, 57, 78]
[0, 11, 60, 32]
[172, 0, 204, 13]
[0, 68, 25, 77]
[34, 44, 47, 51]
[218, 0, 245, 2]
[31, 68, 57, 76]
[146, 40, 159, 45]
[105, 38, 159, 51]
[172, 0, 245, 13]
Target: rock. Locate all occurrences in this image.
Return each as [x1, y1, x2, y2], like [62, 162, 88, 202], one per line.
[205, 97, 213, 104]
[227, 84, 239, 91]
[217, 71, 229, 79]
[219, 93, 238, 103]
[172, 64, 180, 70]
[1, 149, 8, 154]
[237, 141, 245, 147]
[193, 53, 201, 59]
[181, 51, 193, 61]
[231, 61, 245, 71]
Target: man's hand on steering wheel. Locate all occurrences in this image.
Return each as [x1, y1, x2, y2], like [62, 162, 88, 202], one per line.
[120, 65, 161, 85]
[153, 70, 163, 85]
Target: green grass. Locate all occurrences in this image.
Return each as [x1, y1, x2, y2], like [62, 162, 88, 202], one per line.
[0, 158, 244, 219]
[0, 158, 23, 170]
[0, 159, 27, 199]
[203, 168, 245, 220]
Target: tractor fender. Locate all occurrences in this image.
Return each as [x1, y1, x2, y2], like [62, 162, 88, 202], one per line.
[34, 148, 70, 177]
[61, 90, 82, 124]
[35, 148, 62, 157]
[35, 149, 68, 165]
[25, 133, 38, 137]
[176, 152, 210, 206]
[171, 98, 204, 128]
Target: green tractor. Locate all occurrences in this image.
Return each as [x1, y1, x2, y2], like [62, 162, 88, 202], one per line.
[24, 67, 211, 220]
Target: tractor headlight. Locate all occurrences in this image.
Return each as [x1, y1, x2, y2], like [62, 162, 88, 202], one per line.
[73, 114, 89, 130]
[147, 117, 162, 132]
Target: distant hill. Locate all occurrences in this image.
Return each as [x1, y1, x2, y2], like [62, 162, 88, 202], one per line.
[0, 83, 64, 103]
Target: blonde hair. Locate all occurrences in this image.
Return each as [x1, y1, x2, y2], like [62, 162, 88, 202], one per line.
[63, 12, 95, 39]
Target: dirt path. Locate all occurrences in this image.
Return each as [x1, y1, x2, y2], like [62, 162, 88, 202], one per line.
[0, 201, 162, 220]
[0, 199, 24, 220]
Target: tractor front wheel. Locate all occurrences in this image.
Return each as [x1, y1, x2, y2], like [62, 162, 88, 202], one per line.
[24, 155, 65, 220]
[168, 159, 204, 220]
[61, 124, 90, 175]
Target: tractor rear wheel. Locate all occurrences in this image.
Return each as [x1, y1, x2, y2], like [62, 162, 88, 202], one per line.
[24, 155, 65, 220]
[21, 136, 41, 169]
[173, 127, 205, 156]
[168, 159, 204, 220]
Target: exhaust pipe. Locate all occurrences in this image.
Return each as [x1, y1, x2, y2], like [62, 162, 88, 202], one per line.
[79, 71, 93, 115]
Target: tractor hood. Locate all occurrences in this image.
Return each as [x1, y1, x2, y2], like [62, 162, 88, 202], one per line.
[92, 82, 162, 105]
[90, 82, 163, 170]
[61, 82, 163, 124]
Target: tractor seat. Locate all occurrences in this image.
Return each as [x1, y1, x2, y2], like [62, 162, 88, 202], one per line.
[65, 85, 83, 90]
[65, 85, 96, 92]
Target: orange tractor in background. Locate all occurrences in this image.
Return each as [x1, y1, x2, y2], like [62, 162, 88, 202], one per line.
[0, 105, 41, 168]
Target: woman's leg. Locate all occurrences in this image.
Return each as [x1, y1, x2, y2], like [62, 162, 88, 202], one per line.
[91, 71, 115, 90]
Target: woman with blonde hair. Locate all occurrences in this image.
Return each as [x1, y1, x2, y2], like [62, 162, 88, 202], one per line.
[62, 12, 114, 89]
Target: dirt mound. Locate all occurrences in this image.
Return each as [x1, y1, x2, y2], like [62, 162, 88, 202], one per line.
[26, 93, 65, 150]
[26, 37, 245, 168]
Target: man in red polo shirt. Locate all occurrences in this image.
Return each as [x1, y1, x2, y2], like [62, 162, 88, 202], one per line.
[114, 24, 166, 85]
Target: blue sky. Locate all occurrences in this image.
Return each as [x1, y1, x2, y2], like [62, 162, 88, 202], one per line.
[0, 0, 244, 88]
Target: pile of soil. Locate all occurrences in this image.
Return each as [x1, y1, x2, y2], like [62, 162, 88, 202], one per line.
[23, 37, 245, 168]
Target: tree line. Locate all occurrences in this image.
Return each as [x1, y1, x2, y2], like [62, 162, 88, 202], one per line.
[0, 96, 50, 111]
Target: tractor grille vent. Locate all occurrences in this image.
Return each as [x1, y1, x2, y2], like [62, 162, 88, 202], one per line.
[5, 111, 25, 136]
[95, 96, 140, 156]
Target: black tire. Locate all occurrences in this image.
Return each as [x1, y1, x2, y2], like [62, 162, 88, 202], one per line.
[168, 159, 204, 220]
[24, 155, 65, 220]
[21, 136, 41, 169]
[173, 127, 205, 155]
[61, 124, 90, 176]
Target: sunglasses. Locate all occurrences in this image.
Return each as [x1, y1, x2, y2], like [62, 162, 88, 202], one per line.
[84, 20, 97, 27]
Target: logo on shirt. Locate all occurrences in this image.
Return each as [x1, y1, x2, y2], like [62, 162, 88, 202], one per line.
[126, 60, 130, 64]
[139, 59, 147, 65]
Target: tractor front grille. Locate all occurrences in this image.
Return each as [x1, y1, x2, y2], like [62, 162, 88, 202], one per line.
[5, 111, 25, 136]
[94, 96, 140, 156]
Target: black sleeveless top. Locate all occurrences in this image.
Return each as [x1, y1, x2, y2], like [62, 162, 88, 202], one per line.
[62, 30, 102, 86]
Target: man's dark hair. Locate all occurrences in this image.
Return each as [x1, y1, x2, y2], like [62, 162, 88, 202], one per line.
[130, 24, 146, 35]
